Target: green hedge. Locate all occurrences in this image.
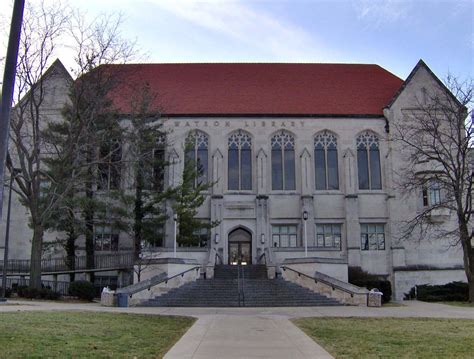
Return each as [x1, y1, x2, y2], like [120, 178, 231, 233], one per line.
[348, 267, 392, 303]
[17, 286, 61, 300]
[404, 282, 468, 302]
[68, 281, 96, 301]
[2, 288, 12, 298]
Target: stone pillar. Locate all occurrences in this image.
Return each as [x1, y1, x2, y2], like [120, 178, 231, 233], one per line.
[300, 148, 315, 249]
[256, 148, 269, 262]
[343, 149, 361, 267]
[256, 149, 268, 195]
[165, 148, 181, 248]
[256, 195, 269, 262]
[212, 149, 224, 195]
[210, 195, 224, 264]
[300, 148, 312, 196]
[301, 195, 315, 249]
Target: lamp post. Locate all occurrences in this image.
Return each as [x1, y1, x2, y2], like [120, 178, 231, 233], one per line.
[1, 165, 20, 300]
[303, 210, 308, 258]
[173, 213, 178, 258]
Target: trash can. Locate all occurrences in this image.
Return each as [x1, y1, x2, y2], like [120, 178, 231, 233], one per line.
[117, 293, 129, 308]
[367, 288, 383, 307]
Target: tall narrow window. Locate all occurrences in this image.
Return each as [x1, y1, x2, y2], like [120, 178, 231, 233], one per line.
[143, 134, 166, 191]
[185, 131, 209, 186]
[314, 131, 339, 190]
[98, 139, 122, 190]
[228, 131, 252, 190]
[271, 131, 295, 190]
[422, 180, 441, 207]
[357, 131, 382, 190]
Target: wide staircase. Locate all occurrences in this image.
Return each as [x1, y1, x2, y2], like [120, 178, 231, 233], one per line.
[139, 265, 342, 307]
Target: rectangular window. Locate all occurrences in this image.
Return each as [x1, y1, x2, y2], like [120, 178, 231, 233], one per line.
[141, 220, 165, 248]
[422, 180, 442, 207]
[315, 224, 342, 249]
[360, 224, 385, 251]
[272, 225, 298, 248]
[94, 225, 119, 252]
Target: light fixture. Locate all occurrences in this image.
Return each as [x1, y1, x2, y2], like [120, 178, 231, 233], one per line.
[173, 213, 178, 221]
[215, 233, 220, 244]
[303, 210, 308, 221]
[261, 233, 265, 244]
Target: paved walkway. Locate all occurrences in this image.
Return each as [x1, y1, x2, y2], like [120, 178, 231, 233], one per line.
[1, 300, 473, 358]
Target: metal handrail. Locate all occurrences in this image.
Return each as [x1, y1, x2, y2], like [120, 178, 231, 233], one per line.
[116, 266, 201, 297]
[281, 266, 367, 296]
[257, 252, 266, 265]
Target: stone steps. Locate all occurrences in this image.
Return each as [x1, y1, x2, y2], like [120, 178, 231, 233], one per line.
[139, 265, 343, 307]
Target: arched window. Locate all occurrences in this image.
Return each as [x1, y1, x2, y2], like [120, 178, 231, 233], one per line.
[357, 131, 382, 190]
[271, 131, 295, 190]
[228, 131, 252, 190]
[98, 138, 122, 190]
[314, 131, 339, 190]
[143, 134, 166, 190]
[185, 130, 208, 185]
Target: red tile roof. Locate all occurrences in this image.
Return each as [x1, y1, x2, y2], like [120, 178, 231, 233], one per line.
[106, 63, 403, 116]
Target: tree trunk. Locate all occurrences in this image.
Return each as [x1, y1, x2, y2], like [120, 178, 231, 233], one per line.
[85, 165, 95, 283]
[134, 171, 143, 260]
[469, 278, 474, 303]
[29, 225, 44, 289]
[65, 231, 77, 282]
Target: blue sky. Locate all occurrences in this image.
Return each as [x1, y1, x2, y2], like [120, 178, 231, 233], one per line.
[1, 0, 473, 80]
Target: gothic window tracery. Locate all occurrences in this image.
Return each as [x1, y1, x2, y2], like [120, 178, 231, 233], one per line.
[271, 131, 295, 190]
[314, 131, 339, 190]
[228, 131, 252, 190]
[356, 131, 382, 190]
[185, 130, 209, 185]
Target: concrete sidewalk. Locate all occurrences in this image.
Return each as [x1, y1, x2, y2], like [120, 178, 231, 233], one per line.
[0, 299, 472, 319]
[164, 315, 333, 359]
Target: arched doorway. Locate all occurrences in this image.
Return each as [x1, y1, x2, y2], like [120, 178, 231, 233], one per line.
[228, 228, 252, 265]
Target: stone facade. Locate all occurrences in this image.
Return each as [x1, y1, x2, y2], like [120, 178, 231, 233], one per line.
[0, 59, 467, 301]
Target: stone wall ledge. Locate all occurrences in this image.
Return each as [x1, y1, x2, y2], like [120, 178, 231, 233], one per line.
[282, 256, 347, 265]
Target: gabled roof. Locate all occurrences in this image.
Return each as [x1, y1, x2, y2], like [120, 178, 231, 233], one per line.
[102, 63, 403, 117]
[385, 59, 464, 110]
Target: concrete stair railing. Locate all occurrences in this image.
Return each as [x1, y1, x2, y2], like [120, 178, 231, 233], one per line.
[138, 264, 343, 307]
[116, 266, 201, 306]
[281, 266, 369, 306]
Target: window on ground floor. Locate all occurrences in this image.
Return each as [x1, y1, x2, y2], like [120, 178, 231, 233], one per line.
[360, 224, 385, 250]
[315, 224, 342, 249]
[141, 220, 165, 248]
[272, 225, 298, 248]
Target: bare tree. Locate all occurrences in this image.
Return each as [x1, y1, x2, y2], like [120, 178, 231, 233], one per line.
[9, 1, 71, 289]
[392, 75, 474, 302]
[9, 1, 138, 288]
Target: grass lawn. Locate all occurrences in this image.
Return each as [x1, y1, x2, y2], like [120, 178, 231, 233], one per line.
[0, 311, 195, 358]
[293, 317, 474, 359]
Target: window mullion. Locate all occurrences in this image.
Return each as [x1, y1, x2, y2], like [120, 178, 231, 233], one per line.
[282, 147, 285, 190]
[238, 145, 241, 190]
[367, 147, 371, 190]
[324, 147, 329, 190]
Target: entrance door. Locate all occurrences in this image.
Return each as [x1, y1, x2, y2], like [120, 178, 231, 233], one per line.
[229, 242, 251, 265]
[228, 228, 252, 265]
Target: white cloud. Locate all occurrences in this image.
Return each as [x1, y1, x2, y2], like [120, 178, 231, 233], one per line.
[353, 0, 412, 27]
[148, 0, 339, 61]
